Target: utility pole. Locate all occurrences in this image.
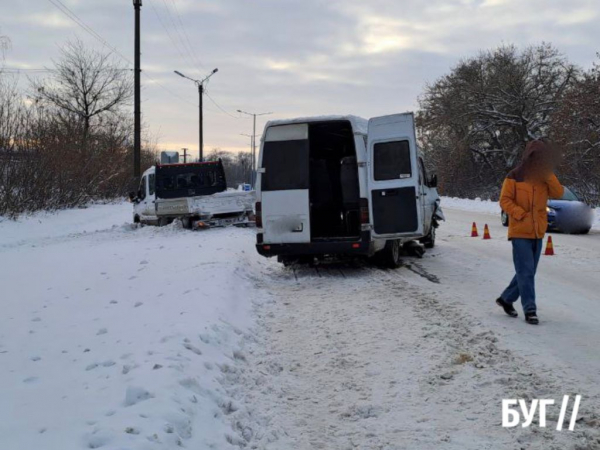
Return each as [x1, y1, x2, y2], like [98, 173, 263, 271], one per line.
[174, 68, 218, 162]
[198, 84, 203, 162]
[237, 110, 272, 188]
[182, 148, 188, 163]
[133, 0, 142, 181]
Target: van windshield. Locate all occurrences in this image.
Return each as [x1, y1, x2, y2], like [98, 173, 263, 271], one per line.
[560, 187, 578, 201]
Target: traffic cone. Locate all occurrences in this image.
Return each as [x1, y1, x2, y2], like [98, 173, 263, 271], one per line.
[483, 224, 491, 240]
[544, 236, 555, 256]
[471, 222, 479, 237]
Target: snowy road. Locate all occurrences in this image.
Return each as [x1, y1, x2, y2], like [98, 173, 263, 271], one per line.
[227, 207, 600, 449]
[1, 202, 599, 449]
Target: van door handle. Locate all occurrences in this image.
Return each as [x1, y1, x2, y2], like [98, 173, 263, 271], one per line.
[292, 223, 304, 232]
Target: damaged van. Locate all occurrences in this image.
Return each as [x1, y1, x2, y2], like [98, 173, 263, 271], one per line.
[254, 113, 444, 267]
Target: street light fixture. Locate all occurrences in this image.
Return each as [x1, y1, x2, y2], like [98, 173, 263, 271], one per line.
[237, 109, 272, 187]
[174, 68, 218, 161]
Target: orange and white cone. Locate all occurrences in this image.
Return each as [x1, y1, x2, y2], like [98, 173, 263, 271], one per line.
[544, 236, 555, 256]
[483, 224, 491, 240]
[471, 222, 479, 237]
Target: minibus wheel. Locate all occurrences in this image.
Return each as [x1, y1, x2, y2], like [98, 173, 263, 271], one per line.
[379, 239, 401, 268]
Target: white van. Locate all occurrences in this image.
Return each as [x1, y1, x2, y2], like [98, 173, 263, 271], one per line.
[131, 161, 254, 228]
[254, 113, 444, 266]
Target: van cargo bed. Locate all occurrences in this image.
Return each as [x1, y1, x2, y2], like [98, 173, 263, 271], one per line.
[156, 190, 255, 217]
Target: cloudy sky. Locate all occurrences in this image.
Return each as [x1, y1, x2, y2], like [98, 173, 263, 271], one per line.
[1, 0, 599, 157]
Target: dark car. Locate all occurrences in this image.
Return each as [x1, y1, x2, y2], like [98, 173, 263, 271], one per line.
[501, 187, 594, 234]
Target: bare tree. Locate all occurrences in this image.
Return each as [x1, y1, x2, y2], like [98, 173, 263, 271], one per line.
[32, 39, 132, 139]
[206, 148, 252, 187]
[551, 57, 600, 204]
[0, 29, 9, 61]
[418, 43, 577, 198]
[0, 37, 155, 217]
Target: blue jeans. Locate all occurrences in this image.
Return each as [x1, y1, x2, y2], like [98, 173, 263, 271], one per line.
[501, 238, 543, 314]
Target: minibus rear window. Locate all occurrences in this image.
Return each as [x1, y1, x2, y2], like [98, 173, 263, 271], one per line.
[374, 140, 412, 181]
[261, 140, 309, 191]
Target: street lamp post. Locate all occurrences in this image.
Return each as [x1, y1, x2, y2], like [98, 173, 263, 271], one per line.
[133, 0, 142, 180]
[174, 68, 218, 162]
[237, 109, 272, 188]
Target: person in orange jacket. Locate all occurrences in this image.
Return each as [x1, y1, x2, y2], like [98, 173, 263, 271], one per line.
[496, 140, 564, 324]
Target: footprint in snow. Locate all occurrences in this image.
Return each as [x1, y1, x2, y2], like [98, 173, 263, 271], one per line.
[96, 328, 108, 336]
[183, 343, 202, 356]
[124, 386, 153, 407]
[31, 356, 41, 362]
[31, 317, 41, 322]
[134, 302, 143, 308]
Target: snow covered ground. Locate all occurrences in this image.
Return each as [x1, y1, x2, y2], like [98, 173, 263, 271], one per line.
[0, 203, 263, 449]
[1, 200, 599, 449]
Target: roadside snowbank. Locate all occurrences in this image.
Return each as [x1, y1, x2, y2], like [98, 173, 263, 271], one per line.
[441, 196, 500, 215]
[0, 201, 132, 248]
[0, 203, 264, 450]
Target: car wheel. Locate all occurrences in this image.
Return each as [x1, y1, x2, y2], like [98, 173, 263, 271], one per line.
[181, 217, 192, 229]
[379, 239, 402, 269]
[579, 227, 591, 235]
[501, 211, 509, 227]
[420, 225, 436, 249]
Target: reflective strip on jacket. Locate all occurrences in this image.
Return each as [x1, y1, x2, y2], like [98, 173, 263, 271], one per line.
[499, 173, 564, 240]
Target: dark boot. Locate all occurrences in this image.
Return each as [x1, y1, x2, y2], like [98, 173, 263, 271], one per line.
[525, 312, 539, 325]
[496, 297, 518, 318]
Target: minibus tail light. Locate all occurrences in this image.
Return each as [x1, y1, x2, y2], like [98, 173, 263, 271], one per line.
[255, 202, 262, 228]
[359, 198, 369, 224]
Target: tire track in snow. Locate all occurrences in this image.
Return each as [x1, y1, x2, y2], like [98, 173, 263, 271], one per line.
[219, 259, 600, 449]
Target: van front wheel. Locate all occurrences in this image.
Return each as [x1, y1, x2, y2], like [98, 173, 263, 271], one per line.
[420, 225, 436, 249]
[379, 239, 402, 268]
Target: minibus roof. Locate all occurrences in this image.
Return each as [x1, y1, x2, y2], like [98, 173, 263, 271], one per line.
[265, 115, 368, 136]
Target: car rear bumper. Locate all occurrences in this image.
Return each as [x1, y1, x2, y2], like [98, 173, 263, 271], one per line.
[256, 231, 372, 257]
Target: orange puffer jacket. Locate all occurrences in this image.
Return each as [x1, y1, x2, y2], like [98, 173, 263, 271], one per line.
[500, 173, 564, 239]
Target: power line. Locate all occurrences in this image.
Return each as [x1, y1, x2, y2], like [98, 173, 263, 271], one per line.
[1, 67, 131, 73]
[45, 0, 197, 108]
[160, 0, 203, 74]
[168, 0, 206, 71]
[44, 0, 240, 119]
[204, 90, 242, 119]
[48, 0, 132, 65]
[1, 68, 54, 73]
[146, 0, 200, 78]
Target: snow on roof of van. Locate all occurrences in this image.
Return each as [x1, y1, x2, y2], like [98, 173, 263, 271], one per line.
[265, 115, 368, 135]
